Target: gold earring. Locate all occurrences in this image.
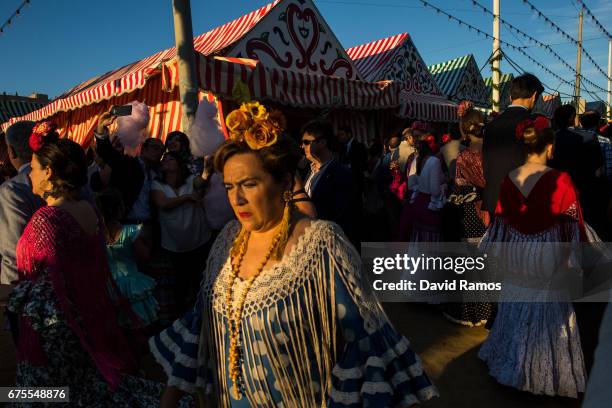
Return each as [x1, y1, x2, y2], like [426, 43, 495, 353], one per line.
[39, 180, 52, 198]
[283, 190, 292, 203]
[272, 190, 294, 261]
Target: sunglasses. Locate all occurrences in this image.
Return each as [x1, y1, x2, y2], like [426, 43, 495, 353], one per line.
[301, 138, 321, 146]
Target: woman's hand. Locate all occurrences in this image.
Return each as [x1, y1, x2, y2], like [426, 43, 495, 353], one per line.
[95, 109, 117, 136]
[202, 155, 213, 181]
[194, 155, 214, 191]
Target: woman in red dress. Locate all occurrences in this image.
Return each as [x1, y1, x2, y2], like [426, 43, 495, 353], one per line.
[8, 123, 188, 406]
[478, 116, 588, 398]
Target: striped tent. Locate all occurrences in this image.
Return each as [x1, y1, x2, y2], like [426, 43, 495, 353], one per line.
[0, 96, 46, 124]
[534, 92, 562, 118]
[2, 0, 390, 145]
[429, 54, 490, 109]
[484, 73, 513, 110]
[346, 33, 457, 122]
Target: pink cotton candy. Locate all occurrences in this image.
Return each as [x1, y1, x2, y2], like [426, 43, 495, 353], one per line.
[189, 98, 225, 157]
[116, 101, 150, 156]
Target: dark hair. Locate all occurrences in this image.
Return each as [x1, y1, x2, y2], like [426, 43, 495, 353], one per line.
[6, 120, 35, 163]
[300, 120, 337, 152]
[214, 136, 300, 184]
[522, 125, 555, 155]
[387, 134, 401, 149]
[580, 110, 601, 130]
[95, 189, 125, 226]
[339, 126, 352, 135]
[142, 137, 164, 150]
[553, 104, 576, 130]
[510, 73, 544, 101]
[459, 109, 485, 138]
[165, 131, 191, 155]
[415, 135, 435, 175]
[161, 151, 190, 187]
[448, 124, 462, 141]
[35, 138, 88, 200]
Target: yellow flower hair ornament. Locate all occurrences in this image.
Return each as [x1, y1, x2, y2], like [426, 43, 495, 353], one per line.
[225, 102, 286, 150]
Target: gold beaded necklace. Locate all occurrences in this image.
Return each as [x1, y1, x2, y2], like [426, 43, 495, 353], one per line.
[226, 225, 285, 400]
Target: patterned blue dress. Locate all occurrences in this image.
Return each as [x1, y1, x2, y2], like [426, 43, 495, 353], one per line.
[150, 220, 437, 407]
[106, 224, 158, 327]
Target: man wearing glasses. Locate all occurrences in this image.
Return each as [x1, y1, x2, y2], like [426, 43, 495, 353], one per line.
[301, 120, 359, 246]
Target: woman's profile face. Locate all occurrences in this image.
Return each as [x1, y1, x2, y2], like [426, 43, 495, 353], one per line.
[30, 154, 49, 197]
[223, 152, 286, 233]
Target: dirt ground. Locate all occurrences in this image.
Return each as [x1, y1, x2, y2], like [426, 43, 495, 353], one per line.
[1, 304, 582, 407]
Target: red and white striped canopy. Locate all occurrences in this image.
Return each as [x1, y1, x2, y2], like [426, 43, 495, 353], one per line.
[163, 55, 399, 109]
[1, 1, 280, 131]
[249, 63, 398, 109]
[346, 33, 409, 83]
[347, 33, 457, 122]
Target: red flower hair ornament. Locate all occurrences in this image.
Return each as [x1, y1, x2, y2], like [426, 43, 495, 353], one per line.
[515, 116, 550, 142]
[457, 100, 474, 118]
[29, 121, 59, 152]
[424, 134, 439, 153]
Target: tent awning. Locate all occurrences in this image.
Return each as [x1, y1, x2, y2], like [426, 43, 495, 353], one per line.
[0, 98, 45, 123]
[164, 55, 400, 109]
[3, 52, 398, 132]
[398, 92, 458, 122]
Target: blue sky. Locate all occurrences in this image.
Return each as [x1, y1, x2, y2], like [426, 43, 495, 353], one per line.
[0, 0, 610, 105]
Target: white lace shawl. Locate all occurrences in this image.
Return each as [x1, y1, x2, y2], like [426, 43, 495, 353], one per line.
[194, 219, 387, 407]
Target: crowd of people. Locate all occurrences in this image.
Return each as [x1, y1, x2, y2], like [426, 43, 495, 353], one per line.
[0, 72, 611, 406]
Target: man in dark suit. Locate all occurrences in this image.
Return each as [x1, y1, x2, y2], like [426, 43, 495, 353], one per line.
[337, 126, 368, 200]
[301, 120, 359, 246]
[482, 73, 544, 214]
[0, 121, 44, 344]
[0, 121, 44, 286]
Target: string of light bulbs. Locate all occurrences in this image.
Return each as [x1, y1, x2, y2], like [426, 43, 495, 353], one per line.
[520, 0, 610, 85]
[419, 0, 608, 93]
[420, 1, 571, 85]
[0, 0, 30, 36]
[575, 0, 611, 39]
[468, 0, 611, 83]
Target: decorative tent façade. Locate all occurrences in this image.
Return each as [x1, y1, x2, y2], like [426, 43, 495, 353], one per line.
[2, 0, 398, 145]
[346, 33, 457, 123]
[534, 92, 562, 118]
[428, 54, 490, 109]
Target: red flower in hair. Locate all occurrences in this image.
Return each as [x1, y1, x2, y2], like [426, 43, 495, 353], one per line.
[515, 116, 550, 141]
[441, 134, 451, 144]
[425, 134, 439, 153]
[457, 100, 474, 118]
[533, 115, 550, 132]
[29, 121, 58, 152]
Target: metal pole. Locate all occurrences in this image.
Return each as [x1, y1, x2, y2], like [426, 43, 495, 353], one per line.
[574, 8, 583, 114]
[491, 0, 501, 112]
[607, 38, 611, 121]
[172, 0, 198, 133]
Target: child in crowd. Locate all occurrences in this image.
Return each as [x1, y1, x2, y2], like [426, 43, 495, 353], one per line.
[96, 189, 159, 328]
